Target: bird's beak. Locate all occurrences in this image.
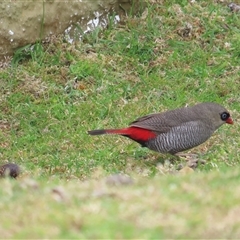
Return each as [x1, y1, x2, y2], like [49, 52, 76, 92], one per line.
[226, 117, 233, 124]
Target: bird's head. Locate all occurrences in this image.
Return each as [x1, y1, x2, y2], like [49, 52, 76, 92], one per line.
[195, 102, 233, 129]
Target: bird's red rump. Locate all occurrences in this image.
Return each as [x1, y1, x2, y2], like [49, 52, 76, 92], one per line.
[106, 126, 156, 141]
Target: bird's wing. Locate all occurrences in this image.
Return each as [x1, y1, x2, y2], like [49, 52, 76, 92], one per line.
[130, 113, 177, 133]
[130, 112, 209, 136]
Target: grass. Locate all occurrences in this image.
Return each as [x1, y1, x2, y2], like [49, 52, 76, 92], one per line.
[0, 0, 240, 238]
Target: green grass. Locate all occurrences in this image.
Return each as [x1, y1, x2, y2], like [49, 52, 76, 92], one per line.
[0, 1, 240, 238]
[2, 170, 240, 238]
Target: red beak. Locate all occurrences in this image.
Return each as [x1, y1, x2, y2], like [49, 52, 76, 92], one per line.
[226, 117, 233, 124]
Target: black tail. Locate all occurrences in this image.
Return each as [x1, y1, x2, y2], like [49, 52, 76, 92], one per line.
[88, 129, 107, 135]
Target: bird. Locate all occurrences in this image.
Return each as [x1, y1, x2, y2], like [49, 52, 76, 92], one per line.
[0, 163, 20, 178]
[88, 102, 233, 155]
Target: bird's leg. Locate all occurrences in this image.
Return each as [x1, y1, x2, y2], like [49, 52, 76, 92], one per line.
[175, 152, 206, 169]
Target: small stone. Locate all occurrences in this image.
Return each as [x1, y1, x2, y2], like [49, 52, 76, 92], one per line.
[179, 166, 195, 175]
[228, 3, 240, 12]
[52, 186, 68, 202]
[105, 174, 134, 186]
[0, 163, 20, 178]
[20, 178, 39, 190]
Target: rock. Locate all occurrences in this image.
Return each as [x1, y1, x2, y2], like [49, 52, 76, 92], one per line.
[52, 186, 68, 202]
[0, 0, 129, 60]
[228, 3, 240, 12]
[105, 173, 134, 186]
[0, 163, 20, 178]
[178, 166, 195, 175]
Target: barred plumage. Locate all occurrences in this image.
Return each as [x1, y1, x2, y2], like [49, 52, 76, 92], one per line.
[146, 122, 212, 154]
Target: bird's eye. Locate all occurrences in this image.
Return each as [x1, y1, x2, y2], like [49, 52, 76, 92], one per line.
[221, 112, 230, 121]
